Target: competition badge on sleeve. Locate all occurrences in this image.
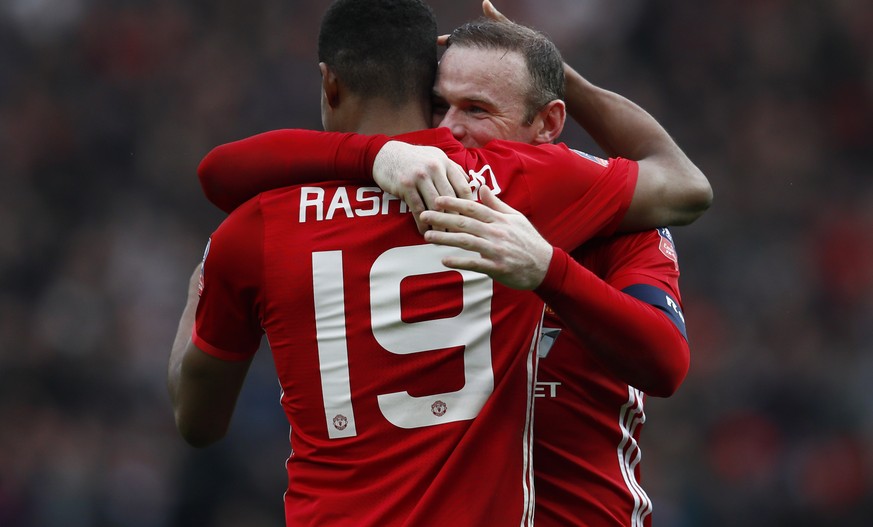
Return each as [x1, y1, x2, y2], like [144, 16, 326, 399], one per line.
[657, 228, 679, 270]
[570, 149, 609, 167]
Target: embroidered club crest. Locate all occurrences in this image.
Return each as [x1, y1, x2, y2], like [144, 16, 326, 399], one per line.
[333, 414, 348, 431]
[431, 400, 447, 417]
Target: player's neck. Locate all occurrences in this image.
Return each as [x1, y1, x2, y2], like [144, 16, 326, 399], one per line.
[352, 99, 431, 136]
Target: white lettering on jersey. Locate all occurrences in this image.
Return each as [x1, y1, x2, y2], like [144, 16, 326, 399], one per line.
[380, 192, 407, 215]
[299, 186, 410, 223]
[310, 244, 498, 436]
[371, 245, 494, 429]
[300, 187, 325, 222]
[325, 187, 353, 220]
[665, 296, 685, 324]
[355, 187, 381, 216]
[534, 381, 561, 398]
[468, 165, 502, 200]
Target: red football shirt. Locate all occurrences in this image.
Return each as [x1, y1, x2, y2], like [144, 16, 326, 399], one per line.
[193, 128, 638, 526]
[534, 228, 686, 527]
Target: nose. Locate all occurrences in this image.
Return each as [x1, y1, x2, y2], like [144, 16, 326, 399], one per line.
[439, 108, 466, 141]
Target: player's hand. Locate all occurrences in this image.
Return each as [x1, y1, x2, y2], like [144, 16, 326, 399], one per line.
[482, 1, 511, 23]
[420, 186, 553, 290]
[438, 2, 510, 46]
[373, 141, 472, 234]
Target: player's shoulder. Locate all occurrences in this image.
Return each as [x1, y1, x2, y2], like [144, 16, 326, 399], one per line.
[214, 193, 268, 241]
[498, 141, 629, 174]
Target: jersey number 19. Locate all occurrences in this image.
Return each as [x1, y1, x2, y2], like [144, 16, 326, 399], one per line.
[312, 245, 495, 439]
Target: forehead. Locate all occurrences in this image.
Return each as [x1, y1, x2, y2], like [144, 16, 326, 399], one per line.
[436, 46, 530, 103]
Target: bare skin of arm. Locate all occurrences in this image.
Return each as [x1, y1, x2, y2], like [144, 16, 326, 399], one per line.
[482, 0, 712, 229]
[420, 189, 689, 395]
[168, 265, 253, 447]
[562, 65, 711, 229]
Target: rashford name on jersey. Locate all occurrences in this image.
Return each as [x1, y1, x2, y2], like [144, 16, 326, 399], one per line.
[298, 165, 504, 223]
[298, 186, 411, 223]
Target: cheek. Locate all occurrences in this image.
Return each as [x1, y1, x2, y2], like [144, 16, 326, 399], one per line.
[455, 122, 493, 148]
[467, 120, 500, 141]
[508, 126, 539, 145]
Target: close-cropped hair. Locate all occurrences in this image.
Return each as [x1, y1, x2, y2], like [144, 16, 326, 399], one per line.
[318, 0, 438, 106]
[447, 19, 565, 122]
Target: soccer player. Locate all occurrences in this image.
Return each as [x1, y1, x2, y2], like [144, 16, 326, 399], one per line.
[423, 7, 691, 526]
[193, 3, 706, 525]
[168, 0, 697, 526]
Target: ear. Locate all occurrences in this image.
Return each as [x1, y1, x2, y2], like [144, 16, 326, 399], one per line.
[319, 62, 340, 110]
[531, 99, 566, 145]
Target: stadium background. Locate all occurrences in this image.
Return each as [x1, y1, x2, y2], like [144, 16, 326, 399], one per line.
[1, 0, 871, 525]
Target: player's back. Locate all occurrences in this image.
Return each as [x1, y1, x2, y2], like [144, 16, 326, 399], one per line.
[249, 180, 542, 526]
[199, 127, 638, 526]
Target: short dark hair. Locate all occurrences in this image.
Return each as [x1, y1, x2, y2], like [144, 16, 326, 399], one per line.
[447, 19, 564, 122]
[318, 0, 438, 106]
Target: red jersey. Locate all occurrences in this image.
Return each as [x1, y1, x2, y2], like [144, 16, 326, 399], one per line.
[193, 128, 638, 526]
[534, 228, 687, 527]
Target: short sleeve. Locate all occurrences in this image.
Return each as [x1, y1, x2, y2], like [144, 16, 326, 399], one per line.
[193, 198, 265, 360]
[592, 229, 681, 300]
[513, 143, 638, 250]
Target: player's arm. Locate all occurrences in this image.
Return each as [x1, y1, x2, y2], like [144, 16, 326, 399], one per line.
[536, 238, 690, 397]
[168, 264, 253, 447]
[169, 203, 264, 447]
[421, 189, 688, 396]
[562, 66, 711, 230]
[482, 0, 712, 229]
[419, 146, 634, 286]
[198, 130, 389, 213]
[198, 129, 470, 232]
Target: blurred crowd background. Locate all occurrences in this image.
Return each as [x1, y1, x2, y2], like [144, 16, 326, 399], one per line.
[1, 0, 871, 525]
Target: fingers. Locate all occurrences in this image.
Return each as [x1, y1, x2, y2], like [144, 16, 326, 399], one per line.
[424, 229, 496, 258]
[426, 164, 464, 205]
[428, 195, 499, 224]
[413, 213, 430, 235]
[412, 175, 442, 212]
[440, 253, 497, 275]
[420, 208, 491, 237]
[403, 192, 430, 234]
[478, 185, 516, 214]
[447, 162, 473, 201]
[482, 0, 510, 23]
[437, 34, 449, 46]
[412, 160, 470, 217]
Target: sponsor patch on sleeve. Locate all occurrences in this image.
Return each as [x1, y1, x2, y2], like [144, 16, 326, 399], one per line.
[570, 149, 609, 167]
